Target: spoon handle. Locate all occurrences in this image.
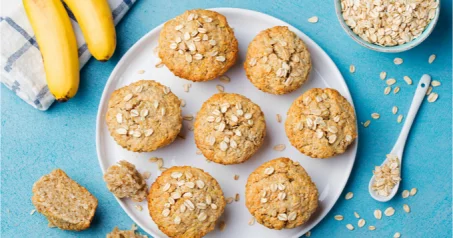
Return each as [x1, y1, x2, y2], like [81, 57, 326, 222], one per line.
[391, 74, 431, 155]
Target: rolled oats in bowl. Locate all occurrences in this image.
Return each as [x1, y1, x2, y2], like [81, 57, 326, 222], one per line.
[340, 0, 439, 47]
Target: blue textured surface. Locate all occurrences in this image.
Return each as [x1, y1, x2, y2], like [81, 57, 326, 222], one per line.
[1, 1, 452, 237]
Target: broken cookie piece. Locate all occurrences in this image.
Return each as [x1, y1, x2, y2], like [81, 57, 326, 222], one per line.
[32, 169, 98, 231]
[107, 227, 148, 238]
[103, 160, 148, 202]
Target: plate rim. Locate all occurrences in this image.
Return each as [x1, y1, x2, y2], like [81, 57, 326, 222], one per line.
[96, 7, 358, 238]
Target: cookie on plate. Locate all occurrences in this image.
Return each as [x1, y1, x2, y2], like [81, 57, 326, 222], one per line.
[106, 80, 182, 152]
[194, 93, 266, 165]
[103, 160, 148, 202]
[158, 9, 238, 82]
[148, 166, 226, 238]
[245, 157, 318, 230]
[285, 88, 357, 158]
[32, 169, 98, 231]
[244, 26, 311, 94]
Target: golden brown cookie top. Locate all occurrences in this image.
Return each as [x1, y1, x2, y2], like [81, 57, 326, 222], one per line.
[285, 88, 357, 158]
[106, 80, 182, 152]
[103, 160, 148, 202]
[244, 26, 311, 94]
[194, 93, 266, 164]
[158, 9, 238, 81]
[245, 157, 318, 229]
[148, 166, 225, 238]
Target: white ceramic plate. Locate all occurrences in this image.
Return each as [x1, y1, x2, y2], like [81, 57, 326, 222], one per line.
[96, 8, 357, 238]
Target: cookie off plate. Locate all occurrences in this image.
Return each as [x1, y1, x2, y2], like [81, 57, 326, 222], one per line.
[96, 8, 358, 238]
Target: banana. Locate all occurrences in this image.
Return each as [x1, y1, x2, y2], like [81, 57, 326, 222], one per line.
[63, 0, 116, 61]
[23, 0, 79, 102]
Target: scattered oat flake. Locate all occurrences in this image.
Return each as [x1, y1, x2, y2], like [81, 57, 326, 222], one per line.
[394, 232, 401, 238]
[397, 115, 403, 123]
[358, 219, 365, 228]
[403, 76, 413, 85]
[386, 78, 396, 85]
[427, 92, 438, 102]
[426, 86, 433, 95]
[183, 84, 191, 92]
[308, 16, 318, 23]
[226, 197, 234, 204]
[180, 99, 186, 107]
[369, 226, 376, 231]
[374, 209, 382, 220]
[380, 71, 387, 80]
[431, 80, 441, 87]
[334, 215, 344, 221]
[363, 120, 371, 128]
[183, 114, 194, 121]
[30, 209, 36, 215]
[135, 205, 143, 211]
[219, 221, 226, 231]
[384, 207, 395, 216]
[155, 62, 164, 68]
[196, 149, 202, 155]
[393, 86, 400, 94]
[137, 70, 145, 74]
[248, 217, 255, 226]
[403, 204, 410, 213]
[354, 212, 360, 218]
[402, 190, 410, 198]
[273, 144, 286, 151]
[392, 106, 398, 114]
[149, 157, 159, 163]
[142, 171, 151, 179]
[345, 192, 354, 200]
[131, 223, 137, 231]
[346, 224, 354, 231]
[219, 75, 230, 83]
[276, 114, 282, 123]
[349, 64, 355, 73]
[216, 85, 224, 92]
[384, 86, 391, 95]
[371, 113, 380, 119]
[410, 188, 418, 196]
[393, 58, 403, 65]
[428, 54, 436, 64]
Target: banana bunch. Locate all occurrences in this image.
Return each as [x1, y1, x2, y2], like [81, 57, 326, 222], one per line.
[23, 0, 116, 102]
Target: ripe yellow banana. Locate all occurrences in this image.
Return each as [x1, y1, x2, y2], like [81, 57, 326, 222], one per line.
[23, 0, 79, 102]
[63, 0, 116, 61]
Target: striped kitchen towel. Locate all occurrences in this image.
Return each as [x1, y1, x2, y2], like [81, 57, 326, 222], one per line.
[0, 0, 136, 110]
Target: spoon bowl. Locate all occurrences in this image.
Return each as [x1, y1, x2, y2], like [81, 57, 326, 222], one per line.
[369, 74, 431, 202]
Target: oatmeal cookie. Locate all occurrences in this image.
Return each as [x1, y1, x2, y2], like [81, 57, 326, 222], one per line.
[107, 227, 148, 238]
[158, 9, 238, 82]
[103, 160, 148, 202]
[245, 157, 318, 230]
[148, 166, 225, 238]
[244, 26, 311, 94]
[194, 93, 266, 165]
[106, 80, 182, 152]
[32, 169, 98, 231]
[285, 88, 357, 158]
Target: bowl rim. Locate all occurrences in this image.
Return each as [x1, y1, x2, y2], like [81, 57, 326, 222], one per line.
[334, 0, 441, 53]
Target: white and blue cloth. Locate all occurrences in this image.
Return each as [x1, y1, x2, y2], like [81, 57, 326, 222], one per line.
[0, 0, 136, 110]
